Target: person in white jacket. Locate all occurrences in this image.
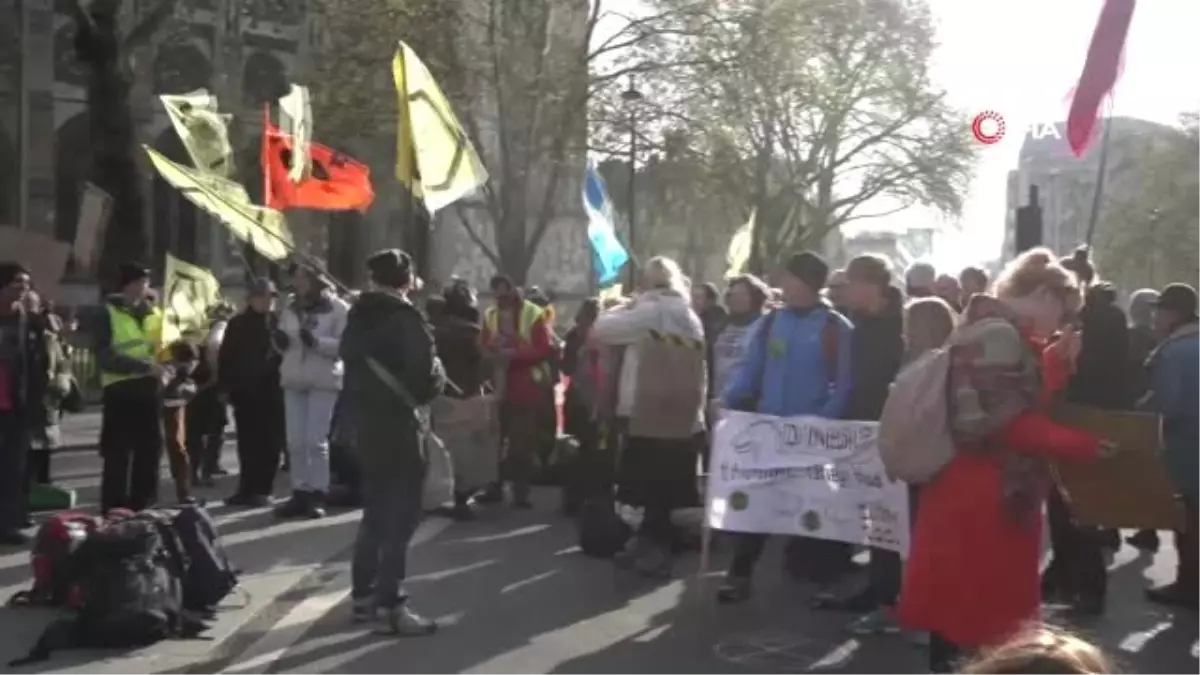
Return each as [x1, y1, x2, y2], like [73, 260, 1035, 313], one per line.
[591, 255, 707, 577]
[275, 267, 350, 519]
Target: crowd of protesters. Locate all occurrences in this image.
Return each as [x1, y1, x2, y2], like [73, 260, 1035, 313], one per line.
[0, 239, 1195, 668]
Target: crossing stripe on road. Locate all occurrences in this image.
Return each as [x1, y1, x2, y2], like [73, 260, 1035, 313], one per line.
[219, 517, 454, 674]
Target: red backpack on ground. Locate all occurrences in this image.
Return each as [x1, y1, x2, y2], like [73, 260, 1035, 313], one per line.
[6, 510, 120, 608]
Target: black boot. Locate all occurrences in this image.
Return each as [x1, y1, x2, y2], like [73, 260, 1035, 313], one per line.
[305, 491, 327, 519]
[450, 492, 476, 521]
[274, 491, 308, 519]
[1127, 529, 1161, 552]
[475, 482, 503, 505]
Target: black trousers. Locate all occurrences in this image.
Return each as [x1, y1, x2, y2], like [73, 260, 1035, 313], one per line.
[100, 378, 164, 512]
[929, 632, 963, 673]
[186, 389, 227, 476]
[730, 533, 853, 582]
[25, 449, 50, 486]
[1176, 495, 1199, 594]
[231, 388, 285, 498]
[861, 485, 921, 605]
[0, 412, 31, 532]
[1045, 490, 1107, 603]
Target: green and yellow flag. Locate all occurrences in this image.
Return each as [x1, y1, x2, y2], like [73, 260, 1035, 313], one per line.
[161, 254, 222, 348]
[278, 84, 312, 184]
[392, 41, 489, 214]
[144, 146, 293, 261]
[725, 208, 756, 279]
[160, 89, 234, 177]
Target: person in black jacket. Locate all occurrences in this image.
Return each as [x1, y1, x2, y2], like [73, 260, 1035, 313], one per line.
[0, 263, 56, 544]
[343, 249, 445, 636]
[815, 255, 906, 627]
[433, 281, 485, 397]
[1044, 250, 1129, 616]
[1125, 288, 1161, 552]
[218, 279, 286, 507]
[427, 283, 486, 519]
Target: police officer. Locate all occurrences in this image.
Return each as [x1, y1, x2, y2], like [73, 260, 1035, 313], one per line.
[98, 262, 167, 512]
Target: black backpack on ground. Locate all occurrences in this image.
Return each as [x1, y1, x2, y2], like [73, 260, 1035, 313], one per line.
[573, 421, 631, 558]
[159, 505, 238, 612]
[8, 515, 208, 666]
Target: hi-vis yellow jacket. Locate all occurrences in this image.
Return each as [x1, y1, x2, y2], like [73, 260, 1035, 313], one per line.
[482, 301, 556, 400]
[100, 303, 163, 388]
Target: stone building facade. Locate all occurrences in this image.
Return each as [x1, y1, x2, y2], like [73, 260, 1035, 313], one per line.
[2, 0, 596, 300]
[2, 0, 336, 301]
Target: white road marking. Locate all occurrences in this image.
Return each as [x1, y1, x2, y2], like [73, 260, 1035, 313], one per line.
[220, 517, 453, 674]
[500, 569, 560, 594]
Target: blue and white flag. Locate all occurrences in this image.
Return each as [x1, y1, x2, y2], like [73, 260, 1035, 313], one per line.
[583, 158, 629, 285]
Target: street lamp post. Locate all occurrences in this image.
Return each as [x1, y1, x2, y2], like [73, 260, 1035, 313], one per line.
[621, 77, 644, 288]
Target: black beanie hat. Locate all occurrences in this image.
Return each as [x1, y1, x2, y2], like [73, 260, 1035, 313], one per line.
[118, 262, 150, 288]
[783, 251, 829, 291]
[366, 248, 413, 289]
[0, 261, 29, 288]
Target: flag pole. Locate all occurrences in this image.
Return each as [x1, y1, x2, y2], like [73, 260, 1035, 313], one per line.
[262, 105, 273, 211]
[396, 46, 422, 277]
[1084, 105, 1114, 247]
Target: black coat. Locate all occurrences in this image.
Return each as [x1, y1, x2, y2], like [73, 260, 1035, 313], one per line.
[843, 298, 905, 422]
[217, 309, 282, 397]
[339, 291, 445, 472]
[431, 313, 484, 398]
[1066, 284, 1133, 410]
[0, 309, 58, 425]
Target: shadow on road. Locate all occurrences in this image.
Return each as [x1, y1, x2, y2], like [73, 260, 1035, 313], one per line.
[262, 511, 1198, 674]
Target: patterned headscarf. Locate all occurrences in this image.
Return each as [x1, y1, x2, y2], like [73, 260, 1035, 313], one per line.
[949, 294, 1046, 525]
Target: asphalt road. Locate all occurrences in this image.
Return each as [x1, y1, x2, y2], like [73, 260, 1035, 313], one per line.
[218, 493, 1199, 674]
[17, 413, 1200, 674]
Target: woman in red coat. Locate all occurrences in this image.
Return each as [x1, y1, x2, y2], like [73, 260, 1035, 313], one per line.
[897, 249, 1109, 672]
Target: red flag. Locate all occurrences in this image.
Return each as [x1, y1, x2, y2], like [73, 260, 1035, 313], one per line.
[1066, 0, 1136, 157]
[261, 116, 374, 212]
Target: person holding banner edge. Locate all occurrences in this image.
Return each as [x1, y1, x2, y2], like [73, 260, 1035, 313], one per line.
[716, 250, 854, 603]
[815, 255, 907, 631]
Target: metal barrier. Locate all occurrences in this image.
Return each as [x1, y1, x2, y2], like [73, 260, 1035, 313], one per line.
[66, 336, 103, 406]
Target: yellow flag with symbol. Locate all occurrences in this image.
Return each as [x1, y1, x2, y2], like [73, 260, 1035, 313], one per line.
[160, 89, 234, 177]
[161, 254, 222, 348]
[392, 41, 489, 214]
[144, 146, 293, 261]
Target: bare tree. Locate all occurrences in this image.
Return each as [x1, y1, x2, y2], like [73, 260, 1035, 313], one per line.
[612, 0, 976, 271]
[308, 0, 707, 284]
[446, 0, 711, 284]
[69, 0, 179, 287]
[1094, 114, 1199, 291]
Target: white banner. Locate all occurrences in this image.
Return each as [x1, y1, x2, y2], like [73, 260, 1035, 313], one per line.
[706, 411, 910, 555]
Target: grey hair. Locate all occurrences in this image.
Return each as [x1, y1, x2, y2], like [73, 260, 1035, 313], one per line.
[1129, 288, 1159, 328]
[644, 256, 690, 296]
